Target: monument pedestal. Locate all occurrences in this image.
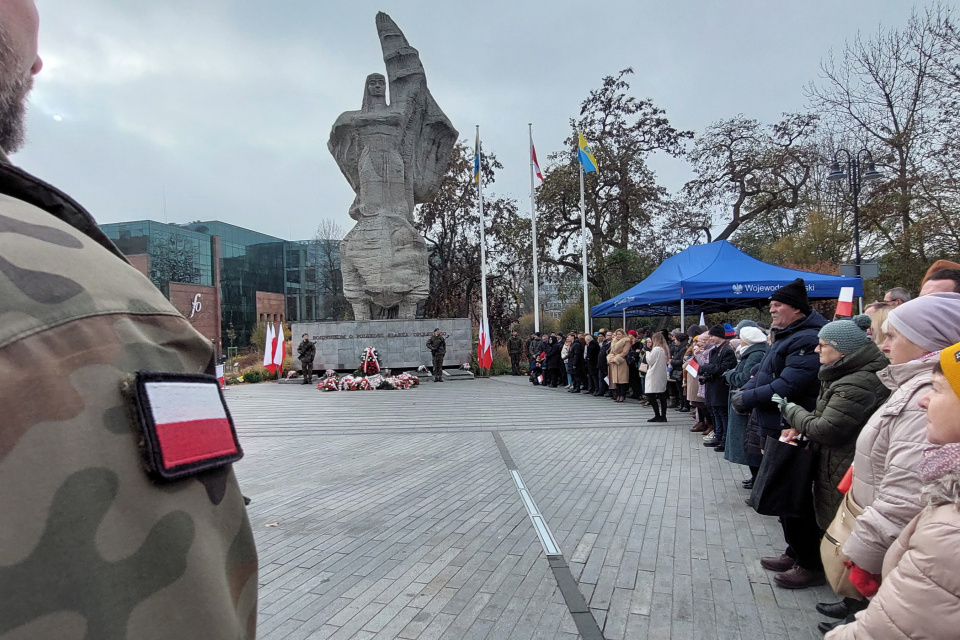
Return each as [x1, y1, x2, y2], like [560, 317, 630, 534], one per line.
[292, 318, 471, 372]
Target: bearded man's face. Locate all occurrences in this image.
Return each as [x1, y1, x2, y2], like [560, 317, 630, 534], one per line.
[0, 21, 33, 153]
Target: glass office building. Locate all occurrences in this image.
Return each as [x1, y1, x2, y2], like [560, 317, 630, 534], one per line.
[100, 219, 346, 349]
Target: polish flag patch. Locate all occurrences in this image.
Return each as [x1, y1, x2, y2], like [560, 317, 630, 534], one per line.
[129, 372, 243, 481]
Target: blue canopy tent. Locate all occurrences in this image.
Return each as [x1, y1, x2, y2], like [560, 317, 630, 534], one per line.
[591, 241, 863, 329]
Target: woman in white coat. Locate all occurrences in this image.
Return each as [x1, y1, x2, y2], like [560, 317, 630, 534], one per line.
[644, 331, 670, 422]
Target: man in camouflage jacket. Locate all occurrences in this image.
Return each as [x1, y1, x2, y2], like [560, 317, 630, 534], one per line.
[426, 328, 446, 382]
[0, 3, 258, 637]
[507, 330, 524, 375]
[297, 333, 316, 384]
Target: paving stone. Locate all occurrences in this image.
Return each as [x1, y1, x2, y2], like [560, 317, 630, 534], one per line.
[229, 377, 841, 639]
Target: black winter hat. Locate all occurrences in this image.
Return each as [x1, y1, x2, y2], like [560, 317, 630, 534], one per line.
[708, 324, 726, 338]
[770, 278, 811, 315]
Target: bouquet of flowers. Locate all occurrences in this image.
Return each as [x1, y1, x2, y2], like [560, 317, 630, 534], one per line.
[359, 347, 381, 375]
[318, 377, 340, 392]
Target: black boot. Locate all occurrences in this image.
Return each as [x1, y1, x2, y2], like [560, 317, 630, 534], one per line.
[816, 598, 867, 620]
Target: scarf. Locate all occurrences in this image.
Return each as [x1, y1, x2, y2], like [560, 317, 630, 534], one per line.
[920, 443, 960, 483]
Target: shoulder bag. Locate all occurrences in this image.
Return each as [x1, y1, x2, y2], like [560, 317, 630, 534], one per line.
[820, 482, 865, 600]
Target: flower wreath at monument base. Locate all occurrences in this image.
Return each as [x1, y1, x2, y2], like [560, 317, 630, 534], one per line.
[316, 347, 419, 391]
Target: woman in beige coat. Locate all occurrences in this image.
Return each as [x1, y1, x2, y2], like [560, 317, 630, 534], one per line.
[607, 328, 631, 403]
[827, 340, 960, 639]
[819, 293, 960, 626]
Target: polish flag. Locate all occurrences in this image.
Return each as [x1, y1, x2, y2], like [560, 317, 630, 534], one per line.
[272, 325, 285, 375]
[531, 142, 544, 182]
[836, 287, 855, 317]
[215, 364, 225, 389]
[684, 359, 699, 378]
[143, 380, 239, 469]
[477, 316, 493, 370]
[263, 322, 275, 370]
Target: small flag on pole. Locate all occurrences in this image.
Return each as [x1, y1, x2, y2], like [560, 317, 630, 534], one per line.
[531, 140, 544, 182]
[473, 131, 482, 184]
[477, 316, 493, 370]
[684, 359, 699, 378]
[272, 324, 285, 375]
[263, 322, 275, 370]
[699, 312, 706, 327]
[836, 287, 855, 317]
[577, 132, 598, 173]
[216, 364, 225, 389]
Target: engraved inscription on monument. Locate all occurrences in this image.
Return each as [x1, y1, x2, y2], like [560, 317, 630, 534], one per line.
[329, 12, 458, 321]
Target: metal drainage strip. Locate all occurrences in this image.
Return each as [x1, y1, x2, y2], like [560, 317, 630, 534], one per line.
[491, 432, 605, 640]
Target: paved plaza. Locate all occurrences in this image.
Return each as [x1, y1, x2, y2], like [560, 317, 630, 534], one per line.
[229, 375, 836, 640]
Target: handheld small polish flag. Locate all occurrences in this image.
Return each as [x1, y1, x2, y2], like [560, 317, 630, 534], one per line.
[272, 324, 285, 375]
[835, 287, 855, 317]
[263, 322, 275, 369]
[684, 359, 699, 378]
[477, 317, 493, 370]
[216, 364, 225, 389]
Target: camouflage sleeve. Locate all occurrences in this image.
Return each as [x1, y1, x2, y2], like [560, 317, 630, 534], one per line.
[0, 197, 258, 639]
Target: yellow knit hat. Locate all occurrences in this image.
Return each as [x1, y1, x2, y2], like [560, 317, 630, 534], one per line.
[939, 341, 960, 399]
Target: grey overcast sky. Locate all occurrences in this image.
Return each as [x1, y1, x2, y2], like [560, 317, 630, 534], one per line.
[17, 0, 933, 241]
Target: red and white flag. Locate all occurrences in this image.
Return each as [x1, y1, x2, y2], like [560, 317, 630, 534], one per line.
[531, 141, 544, 182]
[263, 322, 275, 370]
[216, 364, 225, 389]
[143, 380, 239, 469]
[684, 359, 699, 378]
[836, 287, 855, 317]
[477, 316, 493, 370]
[272, 325, 285, 375]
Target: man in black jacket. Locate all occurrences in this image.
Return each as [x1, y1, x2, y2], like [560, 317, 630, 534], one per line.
[566, 332, 584, 393]
[732, 278, 829, 590]
[584, 334, 599, 394]
[526, 332, 541, 383]
[699, 325, 737, 450]
[595, 330, 612, 396]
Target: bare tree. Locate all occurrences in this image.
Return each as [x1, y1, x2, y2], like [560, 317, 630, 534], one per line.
[806, 10, 943, 261]
[679, 113, 822, 243]
[313, 218, 350, 320]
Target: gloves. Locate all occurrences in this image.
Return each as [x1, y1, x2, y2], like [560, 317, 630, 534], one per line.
[770, 393, 787, 408]
[731, 391, 748, 415]
[782, 401, 798, 416]
[846, 562, 881, 598]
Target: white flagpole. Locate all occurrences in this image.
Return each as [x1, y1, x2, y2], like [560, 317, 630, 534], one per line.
[477, 125, 490, 369]
[529, 123, 540, 333]
[580, 160, 589, 335]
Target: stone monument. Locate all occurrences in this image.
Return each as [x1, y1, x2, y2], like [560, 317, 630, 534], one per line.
[328, 12, 458, 320]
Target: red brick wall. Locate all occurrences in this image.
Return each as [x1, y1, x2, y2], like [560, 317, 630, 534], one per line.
[169, 283, 220, 351]
[127, 253, 150, 279]
[257, 291, 285, 323]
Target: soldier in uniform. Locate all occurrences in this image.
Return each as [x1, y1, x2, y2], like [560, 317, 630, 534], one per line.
[426, 328, 446, 382]
[297, 333, 316, 384]
[0, 3, 258, 637]
[507, 329, 523, 376]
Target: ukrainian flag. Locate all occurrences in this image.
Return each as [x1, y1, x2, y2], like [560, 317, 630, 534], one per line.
[473, 132, 481, 183]
[578, 132, 598, 173]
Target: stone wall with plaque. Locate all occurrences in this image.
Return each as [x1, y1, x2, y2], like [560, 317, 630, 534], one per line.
[292, 318, 471, 371]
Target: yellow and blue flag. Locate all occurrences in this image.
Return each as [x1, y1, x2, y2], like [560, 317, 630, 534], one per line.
[473, 132, 481, 183]
[578, 132, 598, 173]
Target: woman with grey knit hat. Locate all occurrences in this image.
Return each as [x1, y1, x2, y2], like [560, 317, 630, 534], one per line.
[779, 315, 891, 530]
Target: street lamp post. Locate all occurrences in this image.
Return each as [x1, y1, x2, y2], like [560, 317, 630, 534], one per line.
[826, 148, 882, 279]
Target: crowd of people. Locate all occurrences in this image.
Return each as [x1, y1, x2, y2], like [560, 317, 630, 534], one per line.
[522, 262, 960, 637]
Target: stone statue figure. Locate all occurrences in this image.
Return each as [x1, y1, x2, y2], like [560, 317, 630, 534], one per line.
[329, 12, 458, 320]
